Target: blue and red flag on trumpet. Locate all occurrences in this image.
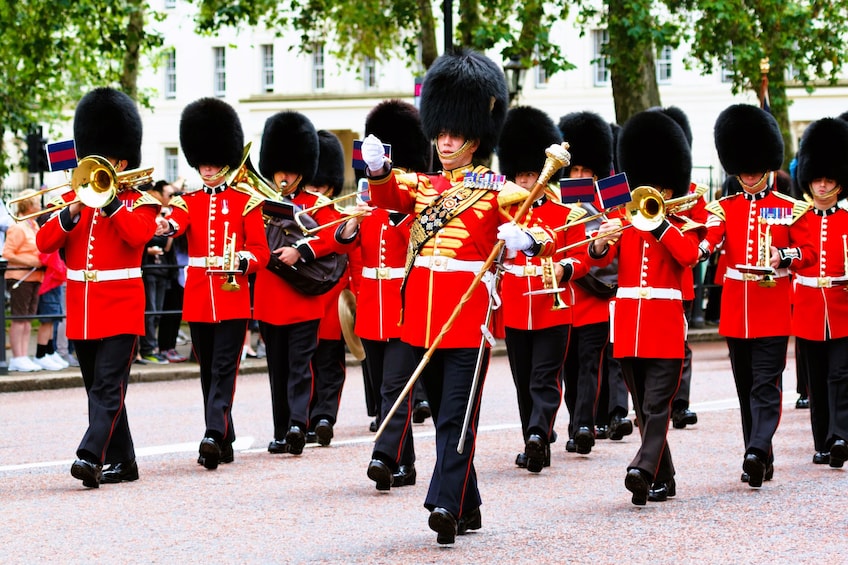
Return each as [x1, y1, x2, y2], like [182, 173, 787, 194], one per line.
[559, 177, 596, 204]
[352, 139, 392, 171]
[47, 139, 77, 172]
[597, 172, 631, 209]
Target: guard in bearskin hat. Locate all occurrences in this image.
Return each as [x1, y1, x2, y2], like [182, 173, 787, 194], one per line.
[165, 97, 270, 470]
[254, 112, 351, 457]
[556, 110, 632, 451]
[497, 105, 590, 473]
[792, 117, 848, 469]
[307, 129, 351, 446]
[589, 108, 706, 506]
[360, 49, 561, 544]
[37, 87, 162, 488]
[700, 103, 815, 488]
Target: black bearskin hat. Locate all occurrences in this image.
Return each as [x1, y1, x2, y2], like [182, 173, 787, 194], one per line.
[420, 48, 509, 160]
[648, 106, 692, 147]
[180, 98, 244, 170]
[557, 111, 613, 178]
[259, 111, 319, 185]
[838, 111, 848, 123]
[714, 104, 783, 175]
[617, 110, 692, 198]
[365, 100, 430, 173]
[796, 117, 848, 198]
[497, 106, 562, 180]
[311, 130, 345, 195]
[74, 87, 143, 170]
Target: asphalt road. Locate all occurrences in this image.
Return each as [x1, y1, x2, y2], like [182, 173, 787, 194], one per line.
[0, 339, 845, 563]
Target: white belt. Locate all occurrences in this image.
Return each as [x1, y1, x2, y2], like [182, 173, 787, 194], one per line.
[188, 256, 225, 268]
[724, 267, 789, 282]
[794, 274, 847, 288]
[362, 266, 405, 280]
[616, 286, 682, 300]
[506, 264, 543, 277]
[67, 267, 142, 283]
[413, 256, 485, 273]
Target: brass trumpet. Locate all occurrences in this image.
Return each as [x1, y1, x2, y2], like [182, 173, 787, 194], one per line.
[556, 185, 706, 254]
[208, 220, 241, 292]
[8, 155, 153, 221]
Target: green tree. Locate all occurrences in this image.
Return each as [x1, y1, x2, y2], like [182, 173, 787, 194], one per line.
[675, 0, 848, 167]
[0, 1, 162, 180]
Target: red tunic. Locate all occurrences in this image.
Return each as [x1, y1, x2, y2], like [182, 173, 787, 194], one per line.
[792, 205, 848, 340]
[36, 189, 160, 340]
[677, 183, 709, 300]
[353, 209, 409, 341]
[593, 217, 703, 359]
[702, 187, 815, 339]
[500, 198, 589, 330]
[369, 165, 549, 348]
[253, 190, 349, 326]
[167, 185, 269, 322]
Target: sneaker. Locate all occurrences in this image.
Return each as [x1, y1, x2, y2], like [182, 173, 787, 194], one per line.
[48, 352, 70, 369]
[60, 352, 80, 367]
[33, 355, 65, 371]
[163, 349, 187, 363]
[176, 330, 189, 346]
[9, 356, 43, 372]
[141, 353, 168, 364]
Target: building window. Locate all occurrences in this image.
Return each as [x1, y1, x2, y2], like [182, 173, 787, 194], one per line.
[593, 29, 610, 86]
[213, 46, 226, 96]
[261, 44, 274, 92]
[164, 0, 175, 8]
[165, 147, 179, 183]
[164, 48, 176, 99]
[362, 56, 377, 90]
[721, 52, 735, 83]
[656, 45, 673, 83]
[534, 47, 549, 88]
[312, 43, 325, 91]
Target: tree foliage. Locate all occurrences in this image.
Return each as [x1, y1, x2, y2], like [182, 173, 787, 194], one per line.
[675, 0, 848, 166]
[0, 0, 163, 180]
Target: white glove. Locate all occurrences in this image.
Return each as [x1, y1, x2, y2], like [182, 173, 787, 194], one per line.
[362, 134, 387, 172]
[497, 223, 533, 252]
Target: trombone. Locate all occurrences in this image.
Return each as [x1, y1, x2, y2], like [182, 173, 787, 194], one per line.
[293, 191, 370, 235]
[8, 155, 153, 221]
[556, 185, 707, 254]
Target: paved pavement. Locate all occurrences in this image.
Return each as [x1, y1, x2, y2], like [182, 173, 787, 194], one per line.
[0, 326, 723, 393]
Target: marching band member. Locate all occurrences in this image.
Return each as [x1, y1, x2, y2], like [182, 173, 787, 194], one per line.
[37, 87, 161, 487]
[791, 117, 848, 469]
[339, 99, 431, 491]
[363, 49, 558, 545]
[496, 105, 589, 473]
[701, 104, 814, 487]
[590, 110, 704, 505]
[253, 111, 346, 456]
[307, 129, 351, 447]
[167, 98, 269, 470]
[556, 111, 624, 453]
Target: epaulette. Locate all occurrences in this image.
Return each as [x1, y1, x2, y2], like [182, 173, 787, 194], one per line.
[838, 199, 848, 212]
[169, 194, 188, 212]
[132, 190, 161, 210]
[704, 199, 725, 221]
[772, 191, 812, 223]
[497, 180, 529, 207]
[548, 200, 588, 223]
[229, 181, 255, 197]
[305, 190, 333, 209]
[674, 215, 706, 233]
[243, 193, 264, 215]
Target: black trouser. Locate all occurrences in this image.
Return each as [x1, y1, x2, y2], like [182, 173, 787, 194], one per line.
[310, 338, 346, 426]
[158, 282, 183, 351]
[505, 325, 569, 442]
[74, 334, 138, 465]
[563, 322, 607, 436]
[726, 336, 788, 463]
[796, 336, 848, 451]
[673, 300, 694, 410]
[189, 319, 246, 444]
[259, 319, 319, 438]
[418, 346, 487, 520]
[795, 339, 809, 398]
[364, 338, 417, 469]
[620, 356, 682, 482]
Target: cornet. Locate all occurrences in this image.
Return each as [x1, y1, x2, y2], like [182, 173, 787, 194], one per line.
[207, 221, 241, 292]
[8, 155, 153, 221]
